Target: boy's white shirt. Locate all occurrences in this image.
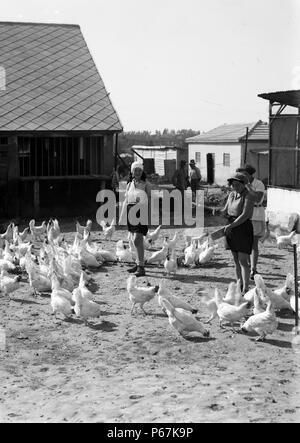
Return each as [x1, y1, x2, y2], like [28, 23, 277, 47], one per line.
[250, 178, 265, 222]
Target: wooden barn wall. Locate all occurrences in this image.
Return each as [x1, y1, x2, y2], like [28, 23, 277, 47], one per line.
[271, 116, 298, 187]
[0, 133, 116, 218]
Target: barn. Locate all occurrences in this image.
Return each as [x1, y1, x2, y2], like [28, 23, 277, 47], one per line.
[0, 21, 123, 218]
[186, 120, 269, 185]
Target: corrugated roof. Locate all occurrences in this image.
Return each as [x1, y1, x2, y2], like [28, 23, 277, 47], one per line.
[240, 120, 269, 141]
[186, 122, 256, 144]
[258, 89, 300, 108]
[0, 22, 123, 132]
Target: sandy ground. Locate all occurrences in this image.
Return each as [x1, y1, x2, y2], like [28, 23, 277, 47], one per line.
[1, 218, 300, 423]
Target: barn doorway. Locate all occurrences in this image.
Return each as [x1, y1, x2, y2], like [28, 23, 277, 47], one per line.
[207, 153, 215, 184]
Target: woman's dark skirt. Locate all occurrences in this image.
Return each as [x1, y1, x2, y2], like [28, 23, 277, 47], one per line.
[225, 218, 253, 255]
[127, 204, 149, 236]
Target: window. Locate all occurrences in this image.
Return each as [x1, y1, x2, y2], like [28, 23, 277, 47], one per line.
[195, 152, 201, 164]
[223, 153, 230, 167]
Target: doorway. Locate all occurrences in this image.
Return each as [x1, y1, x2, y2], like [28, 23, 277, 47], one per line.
[207, 153, 215, 184]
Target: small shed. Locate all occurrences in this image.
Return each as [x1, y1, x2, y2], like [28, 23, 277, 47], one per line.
[186, 121, 269, 185]
[258, 89, 300, 232]
[132, 145, 188, 180]
[0, 21, 123, 218]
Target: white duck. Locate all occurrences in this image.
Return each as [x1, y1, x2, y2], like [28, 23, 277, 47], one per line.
[100, 218, 116, 241]
[0, 223, 14, 244]
[76, 219, 93, 236]
[274, 273, 294, 302]
[164, 249, 178, 276]
[241, 296, 278, 342]
[87, 243, 116, 263]
[3, 241, 14, 263]
[216, 291, 251, 328]
[51, 288, 74, 319]
[80, 245, 102, 268]
[167, 232, 179, 251]
[146, 225, 161, 245]
[147, 245, 169, 266]
[201, 289, 222, 323]
[158, 281, 198, 314]
[29, 220, 47, 241]
[197, 244, 218, 265]
[144, 237, 155, 250]
[77, 272, 94, 301]
[160, 297, 210, 338]
[244, 274, 267, 304]
[51, 273, 74, 305]
[127, 275, 159, 314]
[0, 257, 16, 272]
[0, 270, 21, 296]
[184, 241, 196, 266]
[223, 282, 238, 305]
[13, 225, 28, 244]
[116, 240, 133, 263]
[25, 253, 51, 295]
[253, 288, 268, 315]
[73, 287, 101, 322]
[276, 230, 297, 249]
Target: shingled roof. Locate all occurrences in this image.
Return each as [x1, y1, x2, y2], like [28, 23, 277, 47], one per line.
[0, 22, 123, 132]
[240, 120, 269, 141]
[186, 122, 257, 144]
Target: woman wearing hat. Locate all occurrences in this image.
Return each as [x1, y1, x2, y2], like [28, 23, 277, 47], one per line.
[223, 172, 255, 294]
[120, 162, 151, 277]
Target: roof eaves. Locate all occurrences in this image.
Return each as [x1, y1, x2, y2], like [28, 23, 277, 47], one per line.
[0, 21, 80, 28]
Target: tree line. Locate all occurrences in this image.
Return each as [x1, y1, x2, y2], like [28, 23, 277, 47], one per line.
[118, 129, 201, 154]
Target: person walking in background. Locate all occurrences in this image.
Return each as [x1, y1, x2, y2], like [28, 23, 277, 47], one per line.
[172, 160, 189, 195]
[189, 159, 202, 202]
[236, 164, 266, 280]
[223, 172, 255, 294]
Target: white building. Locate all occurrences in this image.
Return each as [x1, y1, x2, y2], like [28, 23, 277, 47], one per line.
[132, 145, 188, 180]
[186, 121, 269, 186]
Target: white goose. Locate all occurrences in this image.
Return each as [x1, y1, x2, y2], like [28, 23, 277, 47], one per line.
[127, 275, 159, 314]
[241, 296, 278, 342]
[0, 270, 21, 296]
[146, 245, 169, 266]
[158, 281, 198, 314]
[160, 297, 210, 338]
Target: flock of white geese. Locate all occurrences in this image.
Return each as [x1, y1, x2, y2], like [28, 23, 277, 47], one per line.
[0, 218, 299, 342]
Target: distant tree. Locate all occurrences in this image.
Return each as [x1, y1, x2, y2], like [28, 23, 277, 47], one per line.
[118, 129, 201, 154]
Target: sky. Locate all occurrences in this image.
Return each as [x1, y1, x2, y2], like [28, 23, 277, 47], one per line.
[1, 0, 300, 132]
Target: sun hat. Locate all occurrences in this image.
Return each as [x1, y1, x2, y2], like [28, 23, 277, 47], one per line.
[131, 161, 144, 173]
[227, 172, 249, 185]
